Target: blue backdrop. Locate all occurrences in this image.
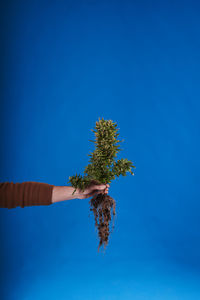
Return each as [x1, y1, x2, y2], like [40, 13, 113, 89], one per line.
[1, 0, 200, 299]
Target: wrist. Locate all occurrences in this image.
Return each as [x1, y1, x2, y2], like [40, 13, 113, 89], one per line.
[68, 186, 81, 199]
[51, 186, 81, 203]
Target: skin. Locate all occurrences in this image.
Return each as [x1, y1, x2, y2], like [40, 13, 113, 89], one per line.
[51, 183, 110, 203]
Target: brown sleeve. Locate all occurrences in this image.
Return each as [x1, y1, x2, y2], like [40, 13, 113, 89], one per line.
[0, 181, 54, 209]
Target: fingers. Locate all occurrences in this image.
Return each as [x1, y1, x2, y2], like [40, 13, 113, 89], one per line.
[86, 190, 99, 198]
[92, 187, 109, 195]
[102, 184, 110, 194]
[93, 185, 105, 190]
[98, 187, 109, 194]
[85, 186, 110, 199]
[92, 184, 110, 191]
[86, 190, 106, 199]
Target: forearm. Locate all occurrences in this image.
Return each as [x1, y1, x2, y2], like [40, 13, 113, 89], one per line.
[51, 186, 80, 203]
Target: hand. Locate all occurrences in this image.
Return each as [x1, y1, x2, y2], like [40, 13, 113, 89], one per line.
[77, 183, 110, 199]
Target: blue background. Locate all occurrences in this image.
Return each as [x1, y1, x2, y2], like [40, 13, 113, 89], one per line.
[1, 0, 200, 299]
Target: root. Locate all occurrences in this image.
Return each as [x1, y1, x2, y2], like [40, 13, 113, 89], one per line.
[89, 193, 116, 252]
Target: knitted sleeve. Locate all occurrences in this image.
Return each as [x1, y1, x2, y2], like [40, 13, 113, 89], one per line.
[0, 181, 54, 209]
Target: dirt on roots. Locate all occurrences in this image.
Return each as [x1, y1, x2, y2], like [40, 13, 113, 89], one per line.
[89, 192, 116, 252]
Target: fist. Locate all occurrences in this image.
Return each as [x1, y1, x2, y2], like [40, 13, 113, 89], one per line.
[77, 183, 110, 199]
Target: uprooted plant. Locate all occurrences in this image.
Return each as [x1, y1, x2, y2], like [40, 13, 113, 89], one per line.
[68, 117, 135, 251]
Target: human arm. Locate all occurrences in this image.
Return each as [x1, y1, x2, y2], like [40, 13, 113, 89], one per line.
[51, 183, 109, 203]
[0, 181, 109, 209]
